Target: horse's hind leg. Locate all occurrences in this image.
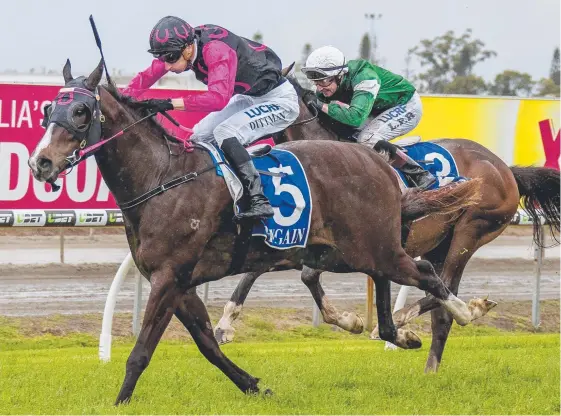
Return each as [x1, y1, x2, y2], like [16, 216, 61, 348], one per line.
[301, 266, 364, 333]
[115, 270, 179, 405]
[176, 288, 266, 395]
[215, 272, 261, 344]
[377, 249, 493, 326]
[424, 220, 504, 372]
[370, 276, 422, 349]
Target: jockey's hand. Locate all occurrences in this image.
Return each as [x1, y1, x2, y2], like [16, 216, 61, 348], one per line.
[142, 98, 174, 114]
[303, 94, 324, 113]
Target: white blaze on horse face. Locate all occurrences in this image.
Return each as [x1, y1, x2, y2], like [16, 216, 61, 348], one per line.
[29, 123, 54, 173]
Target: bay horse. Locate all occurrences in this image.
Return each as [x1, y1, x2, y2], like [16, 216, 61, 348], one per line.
[215, 67, 560, 372]
[28, 60, 491, 404]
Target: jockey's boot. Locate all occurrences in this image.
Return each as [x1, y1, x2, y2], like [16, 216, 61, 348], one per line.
[393, 149, 437, 190]
[374, 140, 437, 190]
[220, 137, 274, 222]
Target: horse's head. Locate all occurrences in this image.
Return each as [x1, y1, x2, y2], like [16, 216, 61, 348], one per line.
[28, 59, 105, 186]
[280, 67, 340, 143]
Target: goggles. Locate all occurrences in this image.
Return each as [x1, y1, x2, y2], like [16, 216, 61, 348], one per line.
[302, 60, 347, 86]
[153, 49, 184, 64]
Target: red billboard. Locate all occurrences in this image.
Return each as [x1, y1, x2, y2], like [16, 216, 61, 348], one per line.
[0, 84, 207, 209]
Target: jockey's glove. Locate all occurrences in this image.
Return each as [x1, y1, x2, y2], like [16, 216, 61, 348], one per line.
[303, 94, 324, 113]
[143, 98, 175, 114]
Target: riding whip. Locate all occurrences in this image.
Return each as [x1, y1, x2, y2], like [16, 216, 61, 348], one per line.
[89, 15, 113, 86]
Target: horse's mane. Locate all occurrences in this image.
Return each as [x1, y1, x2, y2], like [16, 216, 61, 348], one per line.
[286, 75, 315, 102]
[103, 82, 176, 141]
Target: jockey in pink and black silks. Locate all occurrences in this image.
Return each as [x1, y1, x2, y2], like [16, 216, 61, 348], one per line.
[124, 16, 300, 222]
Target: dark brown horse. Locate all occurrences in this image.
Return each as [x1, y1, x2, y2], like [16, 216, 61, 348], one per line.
[215, 70, 560, 372]
[28, 60, 493, 404]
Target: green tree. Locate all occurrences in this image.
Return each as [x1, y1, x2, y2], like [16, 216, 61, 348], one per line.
[359, 33, 371, 62]
[443, 75, 487, 95]
[409, 29, 496, 93]
[301, 43, 313, 67]
[549, 47, 560, 86]
[535, 78, 560, 97]
[252, 31, 263, 43]
[488, 70, 534, 97]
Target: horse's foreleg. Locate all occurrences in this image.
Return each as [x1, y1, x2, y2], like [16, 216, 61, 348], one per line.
[115, 270, 178, 405]
[301, 266, 364, 334]
[215, 272, 261, 344]
[177, 288, 266, 395]
[370, 277, 421, 349]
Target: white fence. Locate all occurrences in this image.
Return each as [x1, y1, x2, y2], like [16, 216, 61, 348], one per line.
[0, 208, 546, 361]
[97, 209, 547, 361]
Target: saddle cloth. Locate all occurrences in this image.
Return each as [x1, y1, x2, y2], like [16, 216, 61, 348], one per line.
[199, 140, 312, 250]
[393, 140, 467, 190]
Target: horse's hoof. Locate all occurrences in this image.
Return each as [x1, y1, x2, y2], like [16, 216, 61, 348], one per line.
[468, 297, 498, 321]
[352, 315, 365, 334]
[424, 356, 440, 373]
[369, 325, 381, 340]
[214, 326, 235, 345]
[394, 329, 422, 349]
[338, 311, 364, 334]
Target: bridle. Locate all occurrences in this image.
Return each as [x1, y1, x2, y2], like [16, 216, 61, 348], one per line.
[290, 99, 318, 126]
[42, 84, 194, 170]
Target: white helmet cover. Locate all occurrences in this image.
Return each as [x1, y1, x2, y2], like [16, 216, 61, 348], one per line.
[302, 46, 348, 80]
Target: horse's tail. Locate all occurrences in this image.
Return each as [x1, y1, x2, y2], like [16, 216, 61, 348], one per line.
[401, 178, 482, 223]
[510, 166, 560, 246]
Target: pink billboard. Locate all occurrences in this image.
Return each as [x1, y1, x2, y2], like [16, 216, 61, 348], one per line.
[0, 84, 207, 209]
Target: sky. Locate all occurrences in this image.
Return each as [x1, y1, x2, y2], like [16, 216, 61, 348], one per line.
[1, 0, 559, 82]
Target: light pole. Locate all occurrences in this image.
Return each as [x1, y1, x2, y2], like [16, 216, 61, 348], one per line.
[364, 13, 382, 64]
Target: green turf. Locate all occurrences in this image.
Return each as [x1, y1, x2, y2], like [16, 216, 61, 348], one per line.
[0, 332, 558, 415]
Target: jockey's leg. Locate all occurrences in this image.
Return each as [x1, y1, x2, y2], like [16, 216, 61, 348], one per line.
[219, 136, 274, 221]
[213, 80, 300, 222]
[357, 92, 436, 189]
[379, 142, 437, 190]
[191, 95, 253, 142]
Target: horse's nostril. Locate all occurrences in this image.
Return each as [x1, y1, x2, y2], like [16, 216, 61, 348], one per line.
[37, 157, 52, 172]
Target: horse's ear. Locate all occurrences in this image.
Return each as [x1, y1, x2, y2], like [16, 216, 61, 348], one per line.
[85, 59, 104, 90]
[281, 62, 295, 77]
[62, 59, 73, 83]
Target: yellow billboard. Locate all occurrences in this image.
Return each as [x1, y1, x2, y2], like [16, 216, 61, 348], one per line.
[413, 96, 559, 169]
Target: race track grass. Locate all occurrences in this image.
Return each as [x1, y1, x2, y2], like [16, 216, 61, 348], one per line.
[0, 332, 558, 415]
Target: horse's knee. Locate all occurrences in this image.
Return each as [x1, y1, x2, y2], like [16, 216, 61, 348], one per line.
[416, 259, 437, 276]
[301, 267, 321, 286]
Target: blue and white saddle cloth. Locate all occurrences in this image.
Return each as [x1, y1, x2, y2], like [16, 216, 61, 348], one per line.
[199, 142, 312, 250]
[394, 141, 467, 190]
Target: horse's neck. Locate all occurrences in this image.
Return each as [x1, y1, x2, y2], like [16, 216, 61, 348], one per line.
[281, 100, 340, 143]
[94, 90, 179, 205]
[284, 118, 339, 143]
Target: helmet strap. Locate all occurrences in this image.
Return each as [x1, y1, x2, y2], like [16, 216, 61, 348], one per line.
[335, 74, 344, 88]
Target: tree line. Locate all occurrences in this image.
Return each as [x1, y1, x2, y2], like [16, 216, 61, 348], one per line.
[254, 29, 560, 98]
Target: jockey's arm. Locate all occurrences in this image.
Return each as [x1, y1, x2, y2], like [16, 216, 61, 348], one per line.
[122, 59, 169, 99]
[324, 79, 380, 128]
[174, 41, 237, 112]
